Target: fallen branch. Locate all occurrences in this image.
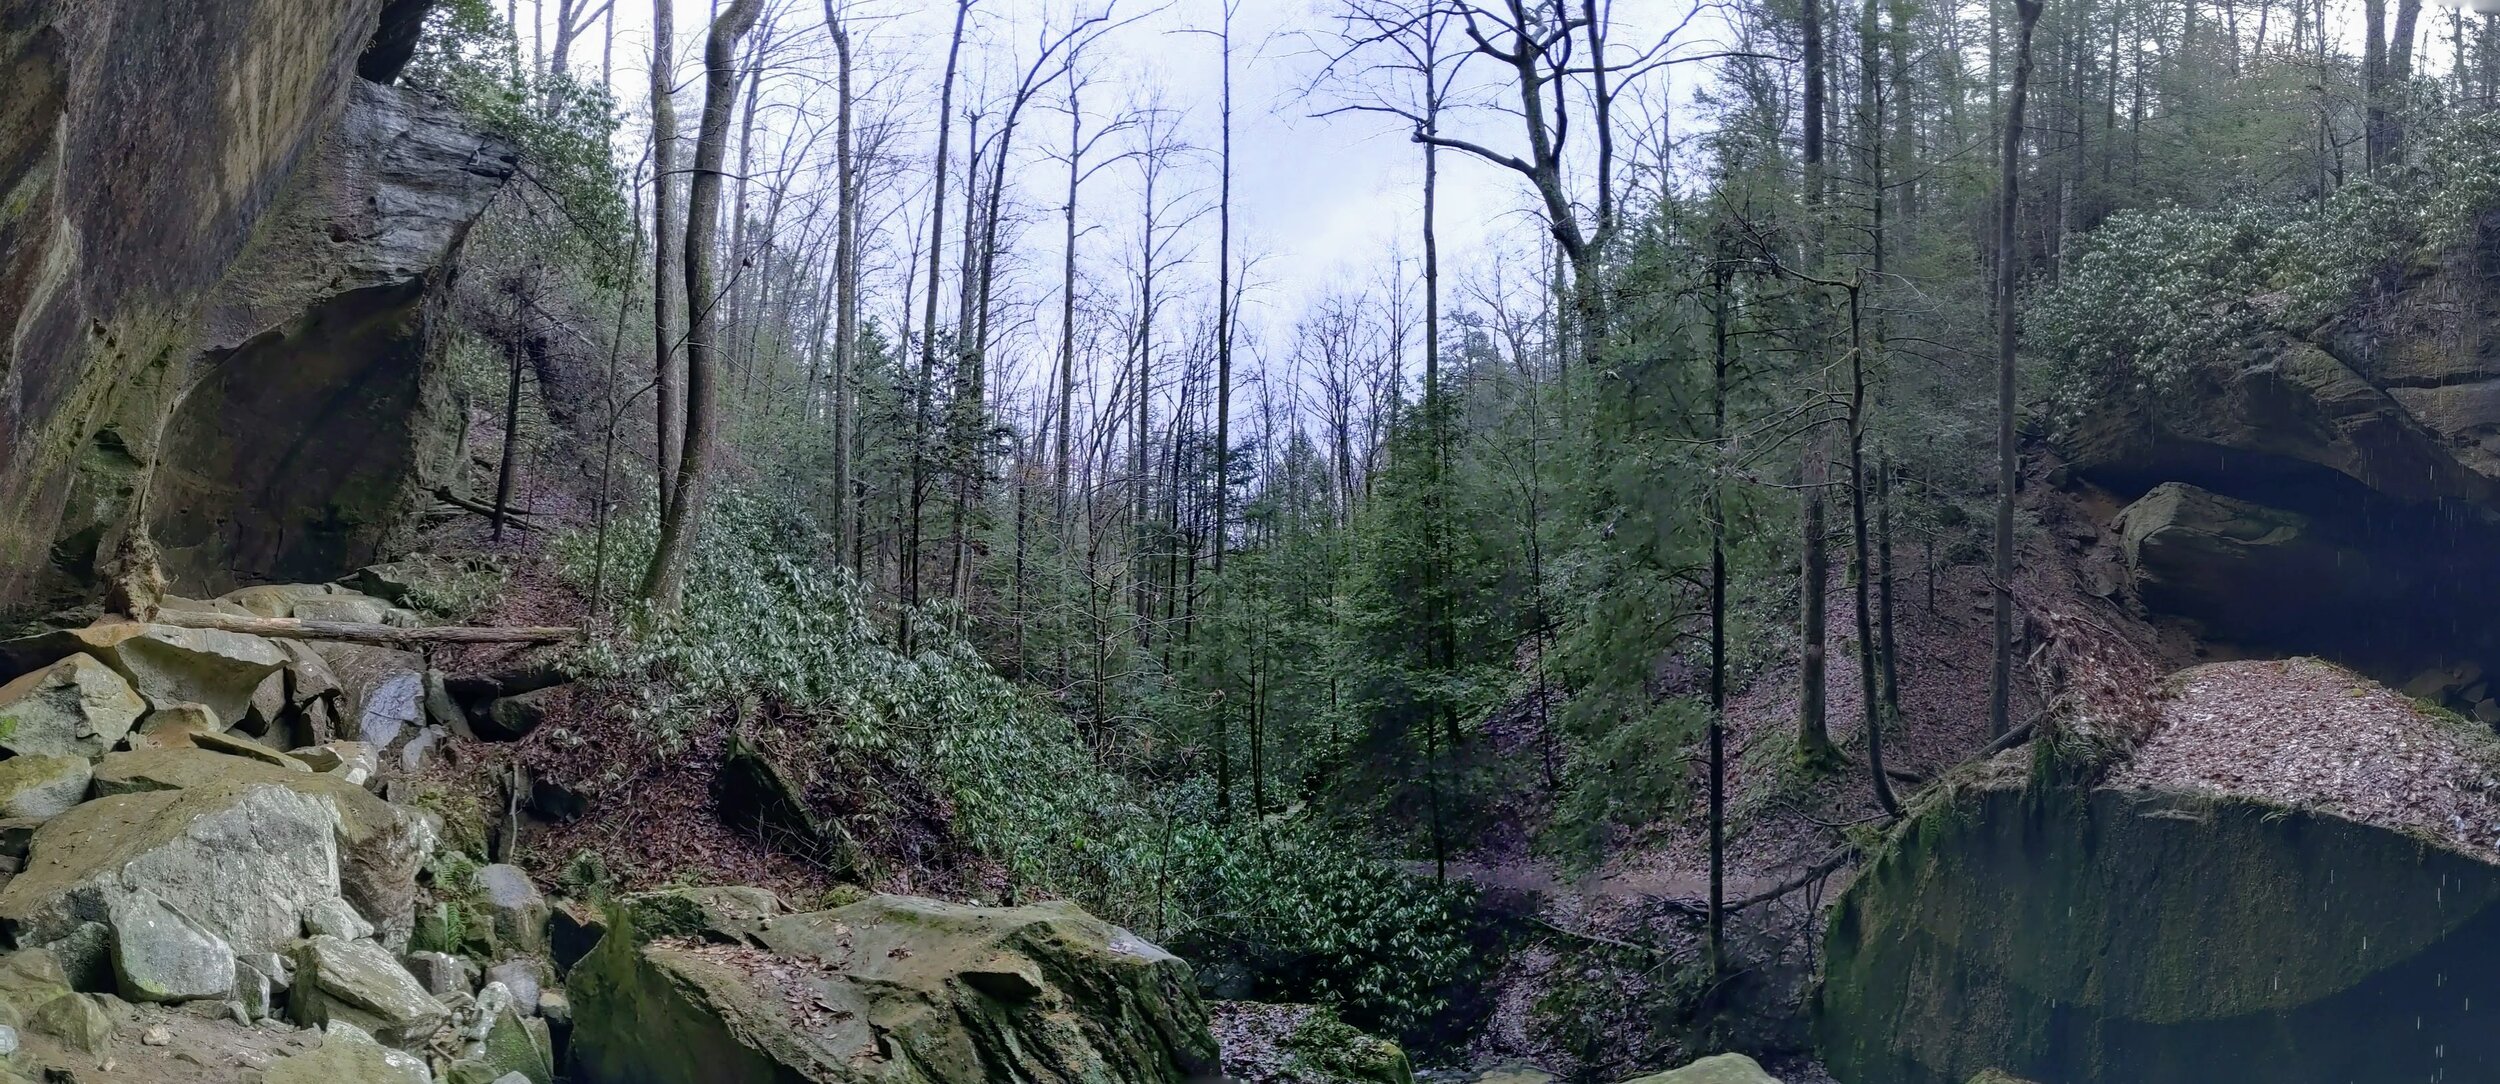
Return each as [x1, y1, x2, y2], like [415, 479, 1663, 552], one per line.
[1654, 848, 1856, 919]
[1527, 915, 1665, 956]
[434, 487, 541, 526]
[1980, 720, 2038, 757]
[154, 613, 580, 648]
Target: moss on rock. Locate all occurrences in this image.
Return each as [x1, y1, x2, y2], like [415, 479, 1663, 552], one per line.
[1817, 780, 2500, 1083]
[568, 892, 1220, 1084]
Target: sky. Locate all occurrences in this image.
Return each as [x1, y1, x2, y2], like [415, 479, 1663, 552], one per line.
[529, 0, 1704, 404]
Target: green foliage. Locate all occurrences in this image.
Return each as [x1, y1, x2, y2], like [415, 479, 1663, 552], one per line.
[555, 489, 1168, 909]
[1164, 826, 1484, 1044]
[2037, 110, 2500, 423]
[397, 559, 511, 622]
[402, 0, 630, 281]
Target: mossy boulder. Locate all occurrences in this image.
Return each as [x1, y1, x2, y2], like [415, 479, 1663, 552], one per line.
[0, 623, 285, 723]
[1619, 1054, 1781, 1083]
[7, 752, 434, 949]
[568, 892, 1220, 1084]
[0, 654, 144, 758]
[1817, 781, 2500, 1083]
[0, 782, 339, 957]
[0, 756, 88, 819]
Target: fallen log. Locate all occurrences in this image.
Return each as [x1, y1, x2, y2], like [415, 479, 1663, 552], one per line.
[433, 487, 542, 527]
[153, 612, 580, 648]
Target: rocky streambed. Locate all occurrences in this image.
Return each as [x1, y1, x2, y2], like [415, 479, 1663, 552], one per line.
[0, 577, 1225, 1084]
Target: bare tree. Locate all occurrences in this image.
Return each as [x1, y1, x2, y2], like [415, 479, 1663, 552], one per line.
[652, 0, 684, 500]
[905, 0, 977, 619]
[643, 0, 765, 608]
[1991, 0, 2044, 737]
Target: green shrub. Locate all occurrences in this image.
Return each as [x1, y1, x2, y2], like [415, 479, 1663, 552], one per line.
[1163, 826, 1483, 1043]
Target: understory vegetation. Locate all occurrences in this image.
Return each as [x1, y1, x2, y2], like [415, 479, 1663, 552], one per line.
[408, 0, 2500, 1060]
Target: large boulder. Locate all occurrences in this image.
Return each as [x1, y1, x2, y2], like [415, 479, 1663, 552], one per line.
[0, 623, 285, 722]
[0, 756, 89, 820]
[0, 781, 341, 958]
[1621, 1055, 1783, 1084]
[0, 0, 400, 608]
[569, 893, 1220, 1084]
[290, 934, 446, 1050]
[82, 748, 435, 937]
[0, 654, 144, 757]
[3, 753, 435, 953]
[1817, 780, 2500, 1084]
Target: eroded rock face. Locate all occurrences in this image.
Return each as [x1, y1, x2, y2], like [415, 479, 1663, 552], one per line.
[1816, 780, 2500, 1084]
[2069, 214, 2500, 684]
[568, 892, 1221, 1084]
[147, 79, 515, 593]
[0, 1, 513, 609]
[0, 654, 145, 758]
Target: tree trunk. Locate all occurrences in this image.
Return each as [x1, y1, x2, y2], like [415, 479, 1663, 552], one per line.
[642, 0, 763, 608]
[1992, 0, 2045, 737]
[827, 4, 858, 565]
[907, 0, 974, 618]
[651, 0, 683, 501]
[1797, 0, 1838, 766]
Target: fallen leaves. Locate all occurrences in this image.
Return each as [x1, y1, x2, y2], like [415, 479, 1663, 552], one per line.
[2112, 658, 2500, 860]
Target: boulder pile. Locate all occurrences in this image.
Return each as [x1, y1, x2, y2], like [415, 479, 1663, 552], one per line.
[0, 574, 1223, 1083]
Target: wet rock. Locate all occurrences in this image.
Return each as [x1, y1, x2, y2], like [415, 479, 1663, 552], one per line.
[310, 646, 426, 749]
[261, 1020, 432, 1084]
[289, 935, 444, 1050]
[107, 890, 234, 1003]
[0, 624, 286, 724]
[400, 950, 474, 997]
[0, 757, 89, 820]
[475, 865, 547, 955]
[482, 959, 543, 1015]
[569, 893, 1218, 1084]
[0, 655, 145, 758]
[476, 688, 556, 742]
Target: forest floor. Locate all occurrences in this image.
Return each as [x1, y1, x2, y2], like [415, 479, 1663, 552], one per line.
[2113, 656, 2500, 860]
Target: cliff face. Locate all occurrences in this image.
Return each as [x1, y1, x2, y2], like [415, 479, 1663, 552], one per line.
[0, 0, 504, 609]
[2069, 214, 2500, 700]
